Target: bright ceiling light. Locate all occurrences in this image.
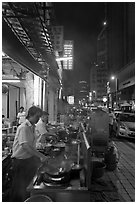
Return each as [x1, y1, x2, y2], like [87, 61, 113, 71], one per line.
[111, 76, 115, 80]
[56, 57, 73, 61]
[2, 79, 21, 83]
[103, 21, 107, 26]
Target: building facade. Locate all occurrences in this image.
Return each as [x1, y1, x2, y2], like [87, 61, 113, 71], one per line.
[107, 2, 135, 107]
[90, 2, 135, 106]
[2, 2, 62, 124]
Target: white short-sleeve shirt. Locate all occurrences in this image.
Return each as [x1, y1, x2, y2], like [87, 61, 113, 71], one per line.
[35, 118, 48, 136]
[12, 119, 37, 159]
[17, 111, 26, 124]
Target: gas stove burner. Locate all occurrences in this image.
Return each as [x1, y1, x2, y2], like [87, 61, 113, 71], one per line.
[43, 181, 69, 188]
[42, 172, 70, 185]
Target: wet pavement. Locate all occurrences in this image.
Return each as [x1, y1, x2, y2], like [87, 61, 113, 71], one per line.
[90, 138, 135, 202]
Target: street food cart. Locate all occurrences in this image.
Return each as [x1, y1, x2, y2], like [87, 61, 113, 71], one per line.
[2, 117, 111, 202]
[27, 125, 92, 202]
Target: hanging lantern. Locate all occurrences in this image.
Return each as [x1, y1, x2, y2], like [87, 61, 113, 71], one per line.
[2, 84, 9, 94]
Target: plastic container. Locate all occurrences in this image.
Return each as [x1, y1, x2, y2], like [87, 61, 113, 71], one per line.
[91, 161, 106, 179]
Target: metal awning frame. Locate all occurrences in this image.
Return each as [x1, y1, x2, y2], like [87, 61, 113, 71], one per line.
[2, 2, 60, 82]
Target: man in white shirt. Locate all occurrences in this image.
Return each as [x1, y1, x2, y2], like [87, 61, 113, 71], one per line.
[35, 111, 49, 145]
[17, 106, 26, 125]
[11, 106, 49, 201]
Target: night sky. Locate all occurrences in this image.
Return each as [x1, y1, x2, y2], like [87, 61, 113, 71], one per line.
[53, 2, 105, 87]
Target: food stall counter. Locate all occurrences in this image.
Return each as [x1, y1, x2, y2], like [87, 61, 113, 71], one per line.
[27, 126, 92, 202]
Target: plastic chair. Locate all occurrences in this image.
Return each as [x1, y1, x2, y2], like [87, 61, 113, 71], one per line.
[24, 194, 53, 202]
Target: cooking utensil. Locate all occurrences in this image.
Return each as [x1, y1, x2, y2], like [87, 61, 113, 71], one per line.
[45, 167, 70, 178]
[44, 158, 74, 178]
[53, 142, 66, 148]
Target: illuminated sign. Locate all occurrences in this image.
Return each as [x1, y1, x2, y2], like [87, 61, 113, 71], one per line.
[67, 96, 74, 104]
[63, 40, 73, 70]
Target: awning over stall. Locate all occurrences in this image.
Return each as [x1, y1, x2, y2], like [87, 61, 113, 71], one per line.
[2, 2, 60, 83]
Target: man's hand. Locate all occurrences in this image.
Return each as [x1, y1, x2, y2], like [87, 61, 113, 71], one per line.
[40, 155, 49, 163]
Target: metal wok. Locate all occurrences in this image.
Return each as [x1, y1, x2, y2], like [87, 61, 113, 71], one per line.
[47, 159, 74, 178]
[38, 159, 74, 179]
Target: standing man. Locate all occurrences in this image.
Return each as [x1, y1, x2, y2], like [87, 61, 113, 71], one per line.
[35, 111, 49, 145]
[35, 111, 57, 147]
[17, 106, 26, 126]
[10, 106, 49, 202]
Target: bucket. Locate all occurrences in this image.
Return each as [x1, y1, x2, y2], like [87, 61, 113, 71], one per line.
[91, 161, 106, 179]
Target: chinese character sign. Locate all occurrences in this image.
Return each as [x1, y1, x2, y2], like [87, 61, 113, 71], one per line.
[51, 26, 64, 51]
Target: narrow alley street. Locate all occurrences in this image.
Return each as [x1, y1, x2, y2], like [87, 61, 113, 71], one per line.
[90, 138, 135, 202]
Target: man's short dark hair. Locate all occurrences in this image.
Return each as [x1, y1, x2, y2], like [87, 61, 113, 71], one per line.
[20, 107, 24, 110]
[26, 106, 42, 119]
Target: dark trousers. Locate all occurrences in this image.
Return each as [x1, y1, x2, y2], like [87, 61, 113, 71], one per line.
[10, 156, 40, 202]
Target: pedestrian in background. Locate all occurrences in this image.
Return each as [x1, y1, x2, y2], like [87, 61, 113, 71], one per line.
[17, 106, 26, 126]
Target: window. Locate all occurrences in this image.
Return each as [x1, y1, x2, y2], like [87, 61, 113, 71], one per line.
[120, 114, 135, 122]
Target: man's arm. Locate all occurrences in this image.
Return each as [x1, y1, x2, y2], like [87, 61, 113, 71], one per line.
[21, 143, 48, 162]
